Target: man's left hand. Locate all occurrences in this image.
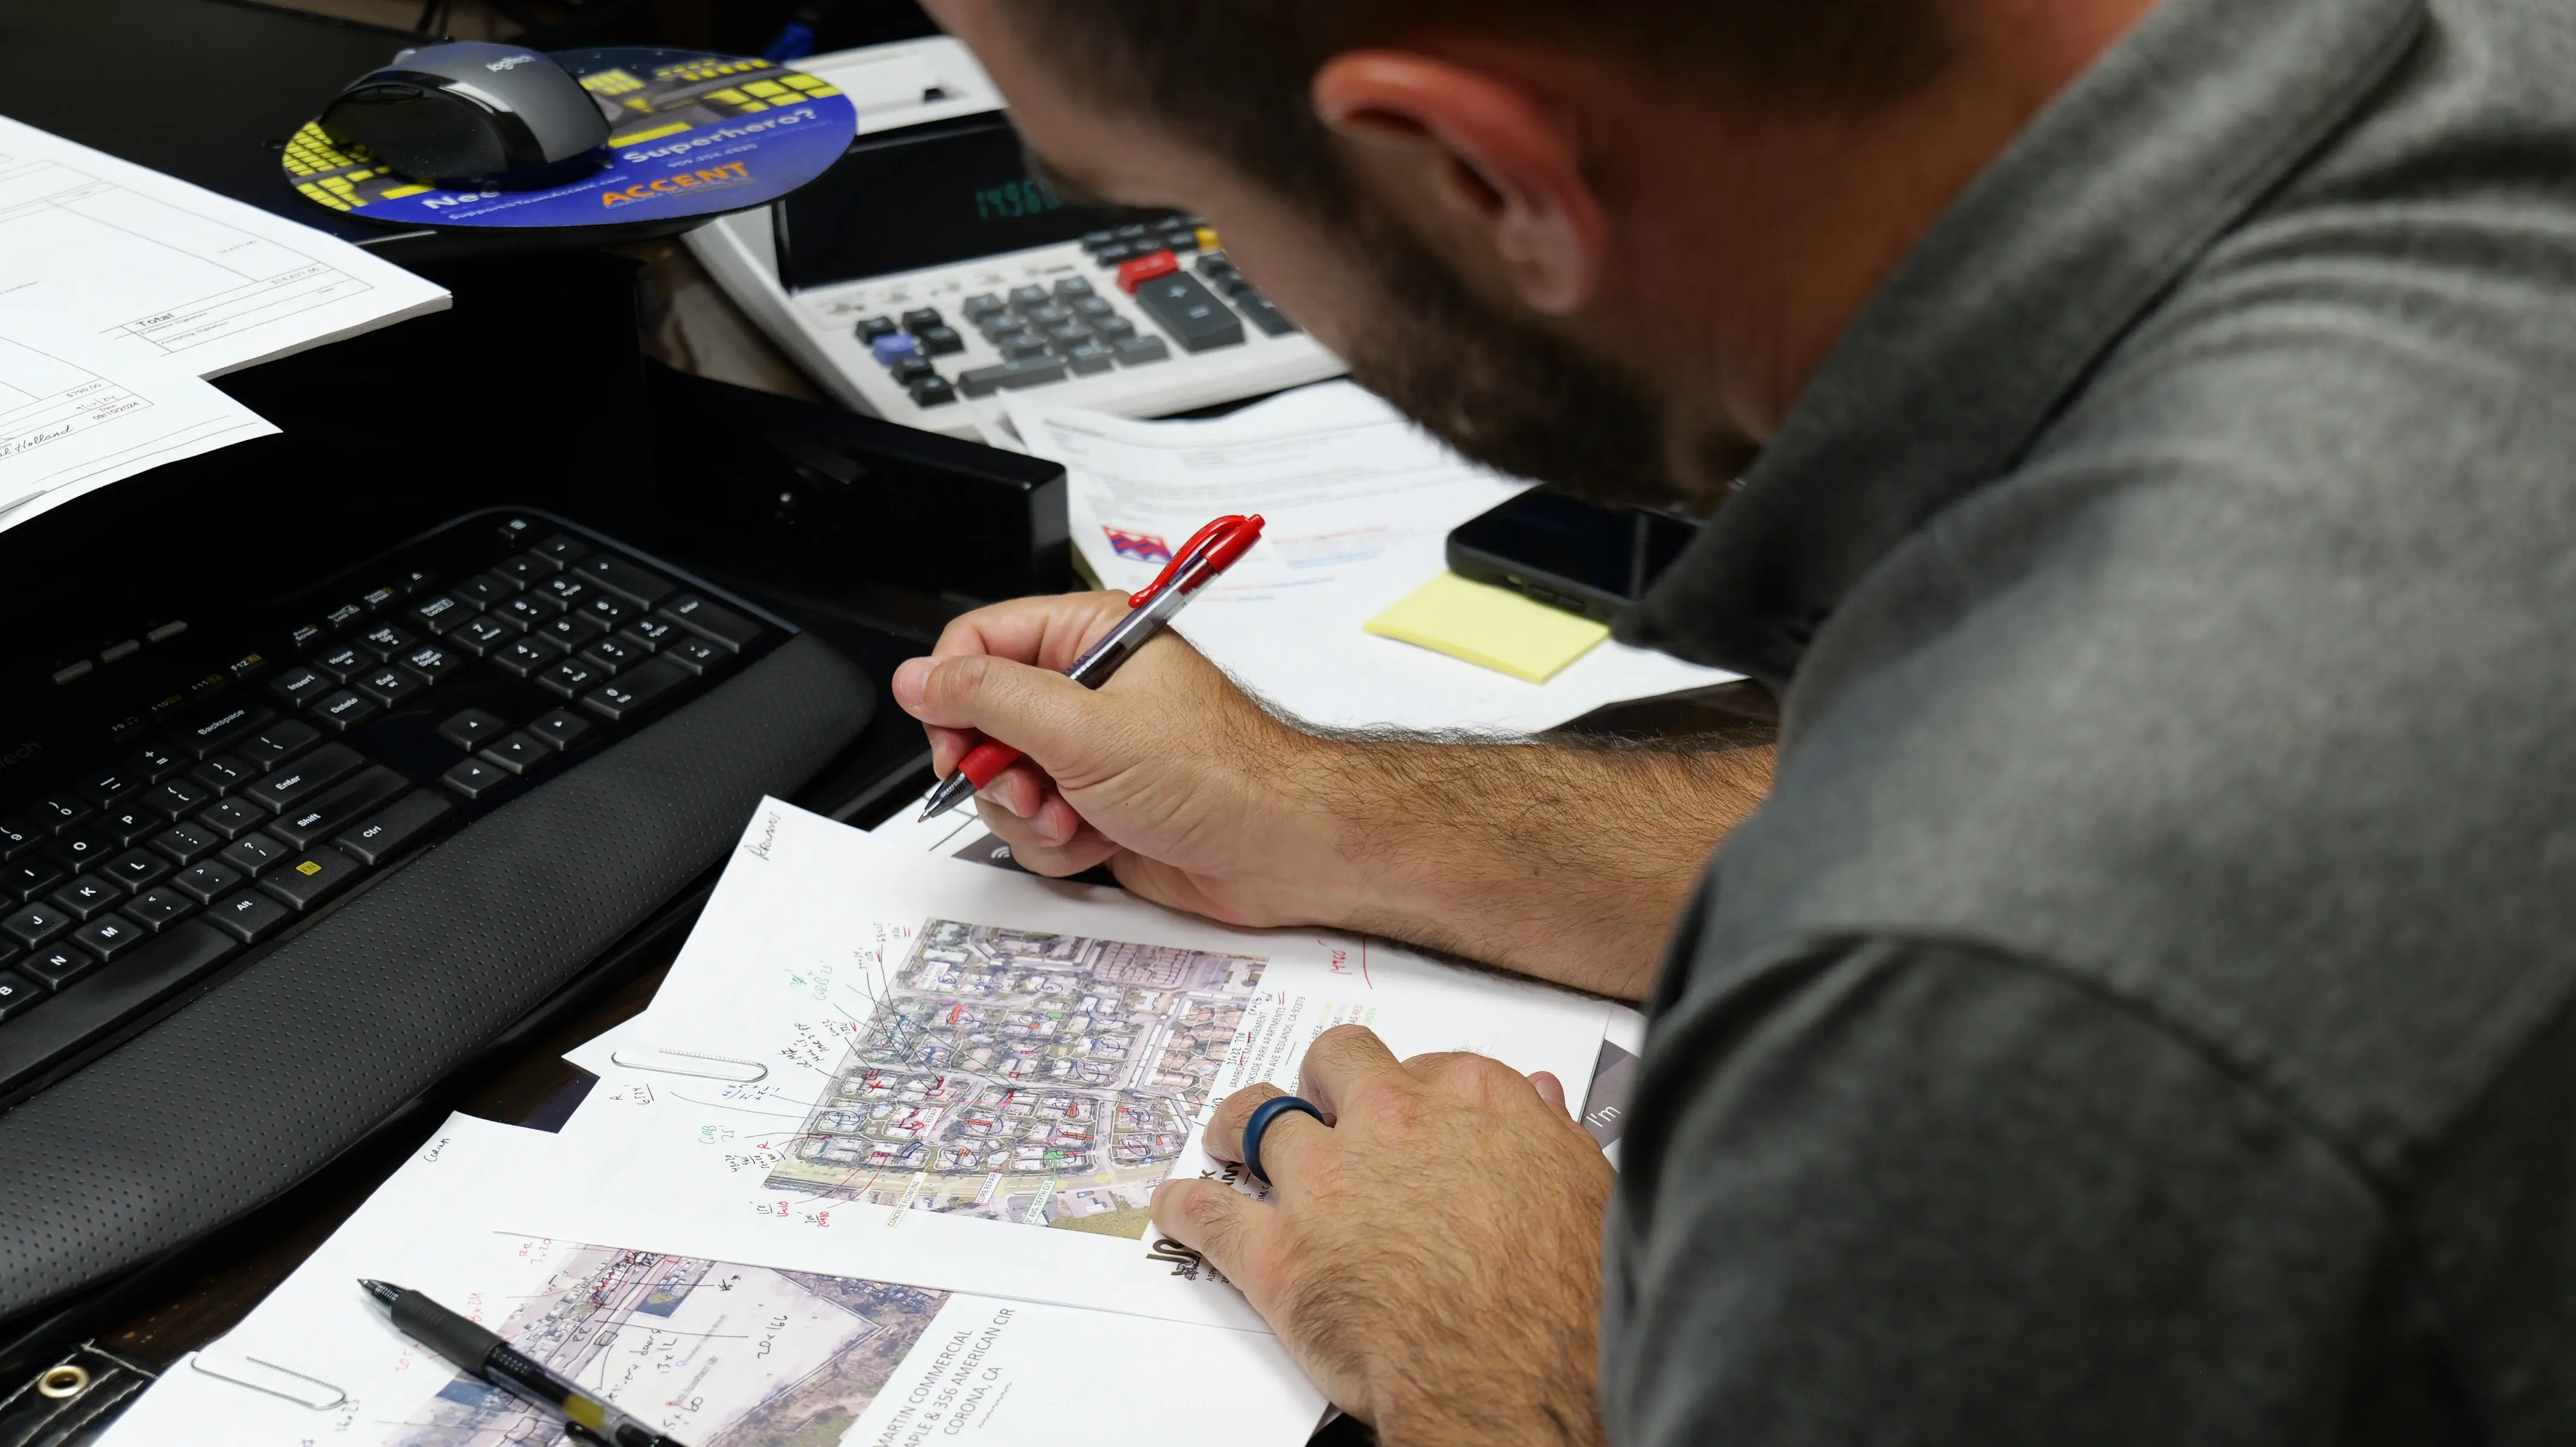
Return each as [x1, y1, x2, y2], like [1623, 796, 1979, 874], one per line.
[1149, 1024, 1614, 1446]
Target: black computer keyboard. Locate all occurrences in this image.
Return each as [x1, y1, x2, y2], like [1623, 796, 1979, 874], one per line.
[0, 511, 788, 1106]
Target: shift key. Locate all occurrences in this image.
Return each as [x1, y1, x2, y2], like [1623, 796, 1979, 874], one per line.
[242, 742, 364, 813]
[257, 846, 365, 912]
[267, 766, 409, 849]
[335, 790, 454, 865]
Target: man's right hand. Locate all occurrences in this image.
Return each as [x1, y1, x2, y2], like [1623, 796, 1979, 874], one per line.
[891, 590, 1375, 930]
[893, 590, 1775, 1000]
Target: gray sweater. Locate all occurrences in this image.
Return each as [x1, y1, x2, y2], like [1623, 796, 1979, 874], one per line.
[1609, 0, 2576, 1440]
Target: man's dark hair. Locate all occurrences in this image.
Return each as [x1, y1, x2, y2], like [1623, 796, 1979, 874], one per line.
[997, 1, 1947, 211]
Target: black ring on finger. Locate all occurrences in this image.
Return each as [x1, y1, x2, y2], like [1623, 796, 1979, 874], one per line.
[1242, 1094, 1326, 1187]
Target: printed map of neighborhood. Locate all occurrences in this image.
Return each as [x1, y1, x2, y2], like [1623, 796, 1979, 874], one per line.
[765, 918, 1266, 1238]
[396, 1243, 947, 1447]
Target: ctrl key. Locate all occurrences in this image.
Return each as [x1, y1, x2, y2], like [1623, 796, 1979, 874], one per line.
[205, 889, 291, 944]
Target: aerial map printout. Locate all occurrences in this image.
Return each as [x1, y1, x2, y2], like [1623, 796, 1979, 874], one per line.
[110, 1117, 1325, 1447]
[518, 800, 1613, 1332]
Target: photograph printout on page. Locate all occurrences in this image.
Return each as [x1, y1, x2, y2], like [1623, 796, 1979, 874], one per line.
[0, 115, 449, 378]
[0, 327, 274, 531]
[526, 799, 1613, 1332]
[96, 1115, 1325, 1447]
[1004, 382, 1737, 733]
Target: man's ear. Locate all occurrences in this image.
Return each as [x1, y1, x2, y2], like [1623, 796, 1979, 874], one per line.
[1313, 51, 1607, 316]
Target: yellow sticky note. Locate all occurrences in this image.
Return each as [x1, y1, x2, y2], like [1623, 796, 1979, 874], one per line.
[1363, 572, 1609, 683]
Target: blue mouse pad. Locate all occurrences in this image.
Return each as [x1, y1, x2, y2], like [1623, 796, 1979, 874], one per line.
[281, 46, 859, 230]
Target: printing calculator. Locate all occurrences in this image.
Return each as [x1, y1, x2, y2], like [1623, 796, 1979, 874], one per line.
[687, 37, 1346, 438]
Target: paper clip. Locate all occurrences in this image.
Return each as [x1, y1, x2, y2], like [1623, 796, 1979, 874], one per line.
[605, 1047, 767, 1083]
[192, 1351, 348, 1409]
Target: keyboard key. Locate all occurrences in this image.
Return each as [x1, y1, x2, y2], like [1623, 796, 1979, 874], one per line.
[174, 702, 274, 760]
[901, 305, 945, 330]
[195, 797, 271, 841]
[312, 690, 380, 733]
[477, 731, 554, 776]
[19, 944, 96, 992]
[620, 616, 676, 652]
[1064, 340, 1114, 375]
[397, 567, 437, 596]
[538, 658, 607, 699]
[410, 593, 473, 633]
[0, 972, 39, 1023]
[581, 657, 690, 722]
[1131, 273, 1245, 351]
[917, 325, 965, 356]
[333, 790, 453, 865]
[360, 584, 401, 613]
[72, 913, 143, 961]
[658, 594, 761, 654]
[257, 847, 365, 912]
[454, 573, 516, 608]
[170, 860, 244, 904]
[538, 574, 594, 610]
[0, 818, 37, 860]
[94, 804, 162, 847]
[962, 292, 1007, 322]
[291, 621, 327, 652]
[956, 358, 1069, 396]
[909, 376, 958, 408]
[352, 666, 425, 708]
[6, 860, 66, 903]
[236, 719, 321, 771]
[440, 757, 508, 799]
[1111, 335, 1173, 367]
[573, 555, 676, 609]
[497, 515, 537, 546]
[526, 709, 592, 751]
[312, 643, 377, 683]
[103, 847, 174, 891]
[48, 876, 124, 921]
[536, 612, 605, 651]
[494, 553, 554, 586]
[145, 778, 211, 819]
[435, 708, 510, 751]
[499, 594, 564, 629]
[400, 642, 462, 683]
[270, 766, 409, 849]
[205, 891, 290, 944]
[324, 601, 365, 632]
[494, 635, 569, 678]
[662, 637, 723, 676]
[1090, 314, 1137, 342]
[579, 595, 633, 631]
[46, 833, 110, 874]
[150, 821, 220, 866]
[357, 622, 416, 657]
[444, 614, 521, 657]
[581, 634, 644, 673]
[190, 753, 256, 796]
[123, 887, 197, 933]
[5, 906, 69, 950]
[219, 831, 289, 877]
[1233, 289, 1299, 335]
[81, 765, 142, 808]
[31, 793, 90, 832]
[244, 742, 364, 813]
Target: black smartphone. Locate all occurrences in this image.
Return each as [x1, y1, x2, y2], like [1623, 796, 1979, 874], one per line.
[1447, 491, 1700, 623]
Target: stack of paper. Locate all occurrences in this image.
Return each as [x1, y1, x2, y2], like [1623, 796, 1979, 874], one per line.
[104, 798, 1627, 1446]
[1004, 382, 1738, 734]
[0, 115, 449, 532]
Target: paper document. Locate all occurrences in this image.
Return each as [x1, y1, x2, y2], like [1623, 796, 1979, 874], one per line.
[528, 799, 1611, 1331]
[0, 116, 449, 377]
[98, 1114, 1324, 1447]
[0, 328, 275, 529]
[1006, 382, 1736, 733]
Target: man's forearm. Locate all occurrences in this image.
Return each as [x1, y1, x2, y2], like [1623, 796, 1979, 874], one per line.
[1303, 737, 1773, 1000]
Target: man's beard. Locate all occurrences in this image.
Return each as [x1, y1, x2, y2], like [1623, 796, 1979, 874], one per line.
[1335, 228, 1741, 514]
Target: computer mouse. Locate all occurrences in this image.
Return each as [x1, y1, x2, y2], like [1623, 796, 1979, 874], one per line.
[320, 41, 610, 191]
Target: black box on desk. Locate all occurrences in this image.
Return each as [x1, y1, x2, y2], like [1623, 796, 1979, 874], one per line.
[649, 362, 1070, 602]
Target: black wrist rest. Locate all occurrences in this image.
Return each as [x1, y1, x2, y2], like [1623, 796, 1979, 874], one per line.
[0, 631, 872, 1319]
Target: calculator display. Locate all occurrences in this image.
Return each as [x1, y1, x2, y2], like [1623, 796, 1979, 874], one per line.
[774, 112, 1155, 290]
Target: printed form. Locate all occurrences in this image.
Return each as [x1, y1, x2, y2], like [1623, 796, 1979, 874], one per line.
[96, 1115, 1324, 1447]
[531, 800, 1612, 1333]
[0, 115, 449, 378]
[1005, 381, 1738, 734]
[0, 329, 274, 531]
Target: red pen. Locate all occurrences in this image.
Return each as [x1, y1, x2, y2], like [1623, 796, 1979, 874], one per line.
[918, 512, 1266, 820]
